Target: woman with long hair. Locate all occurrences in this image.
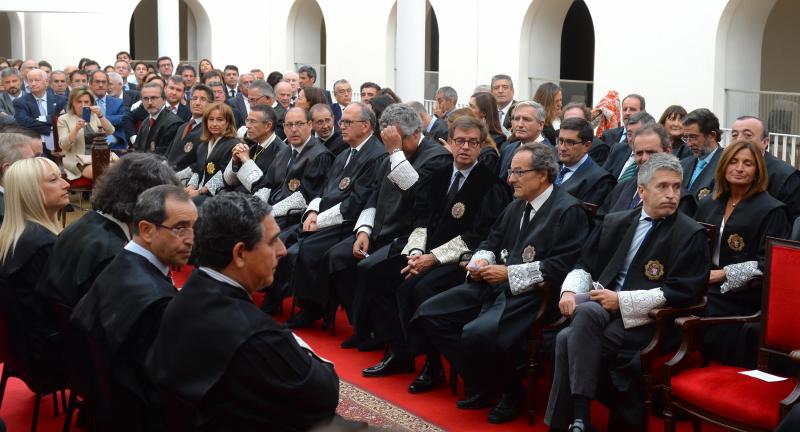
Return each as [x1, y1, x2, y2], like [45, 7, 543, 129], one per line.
[296, 86, 328, 112]
[186, 103, 240, 199]
[468, 92, 507, 151]
[533, 82, 563, 145]
[198, 58, 214, 76]
[658, 105, 691, 159]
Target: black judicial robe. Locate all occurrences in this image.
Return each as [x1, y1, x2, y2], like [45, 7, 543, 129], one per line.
[145, 271, 338, 432]
[680, 149, 722, 202]
[0, 222, 59, 378]
[71, 250, 176, 430]
[166, 120, 203, 172]
[695, 192, 790, 365]
[135, 109, 183, 154]
[315, 135, 386, 218]
[255, 137, 333, 207]
[319, 130, 348, 156]
[222, 136, 287, 194]
[0, 190, 5, 223]
[478, 145, 500, 175]
[671, 141, 692, 160]
[765, 153, 800, 219]
[37, 211, 127, 307]
[588, 137, 611, 166]
[558, 156, 616, 205]
[191, 136, 238, 190]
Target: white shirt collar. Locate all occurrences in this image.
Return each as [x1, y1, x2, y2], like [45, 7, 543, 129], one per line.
[528, 184, 554, 212]
[292, 135, 311, 154]
[35, 92, 48, 102]
[522, 134, 545, 145]
[97, 211, 132, 240]
[565, 153, 589, 172]
[351, 135, 371, 152]
[0, 185, 5, 193]
[453, 160, 478, 180]
[258, 132, 277, 149]
[198, 266, 249, 295]
[640, 207, 654, 221]
[125, 240, 170, 276]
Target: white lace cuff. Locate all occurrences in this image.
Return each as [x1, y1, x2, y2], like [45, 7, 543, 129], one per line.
[469, 250, 496, 266]
[508, 261, 544, 295]
[205, 171, 224, 195]
[561, 269, 592, 295]
[387, 152, 419, 191]
[618, 288, 667, 329]
[316, 203, 343, 229]
[176, 166, 193, 183]
[401, 227, 427, 255]
[307, 197, 322, 213]
[188, 173, 200, 189]
[272, 191, 307, 217]
[720, 260, 762, 294]
[223, 160, 238, 186]
[431, 235, 469, 264]
[237, 159, 263, 192]
[354, 207, 376, 233]
[254, 187, 271, 203]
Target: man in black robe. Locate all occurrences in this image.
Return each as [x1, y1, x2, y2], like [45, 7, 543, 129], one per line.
[415, 142, 590, 424]
[359, 117, 511, 389]
[167, 84, 212, 182]
[545, 153, 710, 432]
[554, 117, 615, 205]
[311, 104, 348, 156]
[145, 194, 339, 432]
[731, 115, 800, 219]
[680, 108, 722, 203]
[222, 104, 286, 194]
[320, 104, 452, 349]
[134, 83, 183, 154]
[283, 102, 387, 328]
[71, 185, 197, 431]
[37, 153, 181, 307]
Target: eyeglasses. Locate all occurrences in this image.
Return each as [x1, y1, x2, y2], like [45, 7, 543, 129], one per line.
[339, 119, 367, 128]
[556, 138, 585, 146]
[284, 121, 308, 129]
[156, 224, 194, 238]
[452, 138, 481, 148]
[507, 168, 536, 178]
[681, 133, 702, 143]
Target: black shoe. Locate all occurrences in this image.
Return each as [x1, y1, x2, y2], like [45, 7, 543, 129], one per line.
[357, 336, 388, 352]
[362, 352, 415, 377]
[487, 390, 522, 424]
[286, 309, 322, 329]
[456, 392, 494, 410]
[340, 333, 368, 349]
[568, 419, 595, 432]
[407, 361, 445, 394]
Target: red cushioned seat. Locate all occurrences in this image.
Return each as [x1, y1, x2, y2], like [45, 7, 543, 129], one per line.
[651, 350, 702, 381]
[68, 177, 92, 189]
[672, 365, 796, 430]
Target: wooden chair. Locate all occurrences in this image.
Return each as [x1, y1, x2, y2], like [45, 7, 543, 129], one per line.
[662, 237, 800, 432]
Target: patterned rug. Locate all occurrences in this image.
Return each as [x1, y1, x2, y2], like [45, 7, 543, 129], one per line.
[337, 380, 444, 431]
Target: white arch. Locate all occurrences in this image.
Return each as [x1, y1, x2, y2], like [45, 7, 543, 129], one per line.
[518, 0, 573, 99]
[6, 12, 24, 58]
[385, 2, 397, 89]
[286, 0, 325, 71]
[183, 0, 212, 61]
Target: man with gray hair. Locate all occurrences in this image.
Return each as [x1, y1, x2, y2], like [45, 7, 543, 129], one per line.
[434, 86, 458, 119]
[546, 152, 709, 432]
[227, 72, 254, 117]
[331, 79, 352, 127]
[416, 142, 589, 424]
[322, 103, 451, 350]
[0, 132, 35, 221]
[498, 100, 551, 180]
[13, 68, 66, 157]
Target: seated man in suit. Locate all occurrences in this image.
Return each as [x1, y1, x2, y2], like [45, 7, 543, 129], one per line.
[604, 111, 655, 181]
[555, 117, 616, 205]
[208, 81, 246, 128]
[71, 185, 197, 430]
[134, 82, 183, 154]
[359, 116, 510, 387]
[226, 73, 253, 118]
[330, 79, 352, 130]
[12, 69, 66, 158]
[601, 93, 644, 149]
[89, 70, 129, 150]
[498, 100, 553, 179]
[731, 115, 800, 219]
[0, 132, 36, 222]
[222, 104, 287, 194]
[545, 153, 710, 432]
[167, 84, 213, 180]
[411, 101, 447, 144]
[311, 104, 348, 155]
[561, 102, 609, 165]
[164, 76, 191, 121]
[415, 142, 590, 424]
[0, 68, 24, 119]
[680, 108, 722, 203]
[145, 194, 340, 432]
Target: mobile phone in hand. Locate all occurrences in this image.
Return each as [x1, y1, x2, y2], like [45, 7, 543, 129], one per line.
[82, 106, 91, 122]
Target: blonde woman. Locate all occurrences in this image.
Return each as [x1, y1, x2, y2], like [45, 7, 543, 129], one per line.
[0, 157, 69, 376]
[57, 86, 115, 181]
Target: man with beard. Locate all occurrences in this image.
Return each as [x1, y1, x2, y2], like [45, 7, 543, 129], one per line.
[134, 82, 182, 154]
[679, 108, 722, 203]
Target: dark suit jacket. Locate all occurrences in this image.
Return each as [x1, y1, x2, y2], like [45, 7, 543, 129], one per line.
[765, 153, 800, 219]
[166, 119, 203, 171]
[127, 82, 138, 91]
[12, 91, 66, 136]
[319, 130, 348, 156]
[226, 94, 247, 119]
[330, 103, 344, 128]
[558, 156, 616, 205]
[680, 148, 722, 202]
[274, 104, 287, 141]
[424, 117, 448, 143]
[135, 108, 183, 154]
[498, 137, 555, 180]
[100, 95, 129, 150]
[601, 126, 625, 147]
[603, 141, 632, 179]
[501, 100, 517, 132]
[122, 90, 140, 109]
[0, 92, 16, 116]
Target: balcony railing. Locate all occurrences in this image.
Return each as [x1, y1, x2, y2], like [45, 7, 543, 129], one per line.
[528, 77, 593, 106]
[424, 70, 439, 100]
[725, 89, 800, 136]
[721, 127, 800, 168]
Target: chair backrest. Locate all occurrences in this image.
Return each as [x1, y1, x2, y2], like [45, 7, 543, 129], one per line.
[0, 278, 32, 372]
[51, 303, 96, 401]
[760, 237, 800, 365]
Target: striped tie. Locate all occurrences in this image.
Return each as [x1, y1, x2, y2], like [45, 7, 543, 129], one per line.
[618, 162, 637, 183]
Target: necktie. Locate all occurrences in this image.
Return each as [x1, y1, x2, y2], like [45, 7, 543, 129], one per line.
[445, 171, 463, 205]
[628, 189, 642, 209]
[344, 148, 357, 168]
[149, 117, 155, 128]
[37, 98, 47, 117]
[181, 120, 194, 139]
[97, 97, 106, 116]
[619, 217, 659, 291]
[229, 89, 235, 98]
[556, 166, 570, 186]
[618, 160, 637, 182]
[520, 203, 534, 232]
[689, 159, 708, 189]
[170, 105, 177, 114]
[287, 149, 299, 171]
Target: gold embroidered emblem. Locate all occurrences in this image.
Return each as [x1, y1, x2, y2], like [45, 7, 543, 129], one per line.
[149, 141, 156, 152]
[338, 177, 351, 190]
[288, 178, 301, 192]
[697, 188, 711, 200]
[206, 162, 215, 175]
[451, 202, 466, 219]
[727, 233, 745, 252]
[644, 260, 665, 281]
[500, 249, 509, 263]
[183, 142, 193, 153]
[522, 245, 536, 263]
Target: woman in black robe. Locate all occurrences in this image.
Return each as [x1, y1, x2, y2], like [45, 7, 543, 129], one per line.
[185, 102, 240, 201]
[695, 139, 791, 366]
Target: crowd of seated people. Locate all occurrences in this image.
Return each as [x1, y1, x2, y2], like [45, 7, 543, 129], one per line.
[1, 54, 800, 432]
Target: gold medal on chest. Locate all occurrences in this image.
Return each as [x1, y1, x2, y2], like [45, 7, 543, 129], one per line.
[338, 177, 351, 190]
[451, 202, 466, 219]
[288, 178, 301, 192]
[697, 188, 711, 200]
[206, 162, 215, 175]
[727, 233, 745, 252]
[644, 260, 665, 281]
[522, 245, 536, 263]
[184, 142, 193, 153]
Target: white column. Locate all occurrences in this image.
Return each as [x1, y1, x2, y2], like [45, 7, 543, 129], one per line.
[157, 0, 180, 64]
[395, 0, 425, 102]
[23, 12, 42, 60]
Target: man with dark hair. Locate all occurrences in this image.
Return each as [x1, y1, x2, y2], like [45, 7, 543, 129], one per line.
[561, 102, 609, 165]
[145, 194, 339, 431]
[416, 142, 590, 424]
[310, 103, 347, 155]
[37, 60, 52, 74]
[604, 111, 656, 180]
[360, 116, 510, 387]
[680, 108, 722, 202]
[164, 75, 191, 121]
[156, 56, 173, 79]
[601, 93, 645, 146]
[298, 65, 332, 104]
[250, 68, 265, 81]
[411, 101, 447, 143]
[135, 82, 183, 154]
[178, 64, 197, 98]
[69, 69, 88, 89]
[491, 74, 516, 134]
[359, 82, 381, 104]
[226, 73, 254, 117]
[223, 104, 287, 194]
[167, 84, 213, 177]
[72, 185, 197, 430]
[114, 59, 135, 91]
[90, 70, 129, 150]
[223, 65, 240, 99]
[116, 51, 132, 63]
[0, 68, 24, 118]
[38, 153, 181, 307]
[731, 115, 800, 219]
[555, 117, 616, 205]
[83, 60, 100, 72]
[545, 153, 709, 432]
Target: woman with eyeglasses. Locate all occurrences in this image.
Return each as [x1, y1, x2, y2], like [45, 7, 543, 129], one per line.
[694, 139, 790, 367]
[185, 103, 240, 202]
[0, 157, 69, 381]
[658, 105, 691, 159]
